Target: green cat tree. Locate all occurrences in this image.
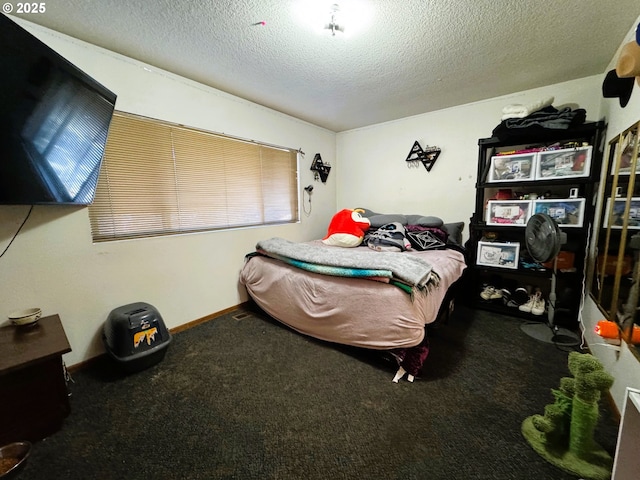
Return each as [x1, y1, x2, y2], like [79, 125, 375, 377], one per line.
[522, 351, 615, 480]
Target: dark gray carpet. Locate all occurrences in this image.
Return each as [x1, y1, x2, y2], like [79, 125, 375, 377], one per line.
[19, 304, 619, 480]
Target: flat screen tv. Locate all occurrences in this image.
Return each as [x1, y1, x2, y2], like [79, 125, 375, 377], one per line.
[0, 14, 116, 205]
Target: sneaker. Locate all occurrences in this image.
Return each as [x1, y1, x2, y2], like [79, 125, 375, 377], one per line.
[500, 289, 518, 307]
[512, 287, 530, 305]
[519, 295, 535, 313]
[531, 293, 546, 316]
[480, 286, 502, 301]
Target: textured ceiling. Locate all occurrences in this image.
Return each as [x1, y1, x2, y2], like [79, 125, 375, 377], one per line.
[9, 0, 640, 132]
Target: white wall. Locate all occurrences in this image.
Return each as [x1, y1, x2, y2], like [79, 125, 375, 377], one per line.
[336, 77, 603, 242]
[336, 22, 640, 411]
[0, 18, 337, 366]
[581, 15, 640, 410]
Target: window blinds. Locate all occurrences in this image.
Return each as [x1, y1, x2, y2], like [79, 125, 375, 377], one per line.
[89, 112, 299, 241]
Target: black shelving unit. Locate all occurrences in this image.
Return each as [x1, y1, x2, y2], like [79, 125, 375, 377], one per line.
[466, 121, 606, 327]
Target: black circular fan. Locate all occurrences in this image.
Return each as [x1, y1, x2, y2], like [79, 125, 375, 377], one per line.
[525, 213, 562, 263]
[521, 213, 579, 347]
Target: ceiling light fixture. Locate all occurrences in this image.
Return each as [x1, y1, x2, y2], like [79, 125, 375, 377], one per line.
[324, 3, 344, 36]
[293, 0, 371, 38]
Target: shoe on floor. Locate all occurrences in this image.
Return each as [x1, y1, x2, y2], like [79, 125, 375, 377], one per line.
[520, 291, 544, 315]
[531, 293, 545, 316]
[512, 287, 530, 305]
[480, 286, 503, 301]
[519, 294, 535, 313]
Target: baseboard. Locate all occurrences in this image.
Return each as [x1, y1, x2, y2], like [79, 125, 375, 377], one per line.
[169, 302, 250, 334]
[66, 302, 249, 374]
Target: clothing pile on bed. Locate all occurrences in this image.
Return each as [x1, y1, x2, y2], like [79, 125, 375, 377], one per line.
[357, 208, 465, 253]
[254, 237, 439, 294]
[253, 209, 465, 295]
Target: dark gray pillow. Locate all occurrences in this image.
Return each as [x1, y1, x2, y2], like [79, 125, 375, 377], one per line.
[405, 215, 443, 227]
[356, 208, 380, 218]
[442, 222, 464, 246]
[357, 208, 447, 231]
[368, 214, 408, 228]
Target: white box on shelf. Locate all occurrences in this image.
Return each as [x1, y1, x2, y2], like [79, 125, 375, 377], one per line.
[604, 197, 640, 229]
[533, 198, 585, 228]
[486, 199, 531, 226]
[535, 146, 592, 180]
[611, 130, 638, 175]
[476, 241, 520, 269]
[487, 153, 536, 183]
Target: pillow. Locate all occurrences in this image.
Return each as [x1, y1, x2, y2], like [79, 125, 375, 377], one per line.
[406, 230, 447, 251]
[322, 209, 371, 247]
[368, 214, 408, 228]
[355, 208, 380, 218]
[356, 208, 454, 238]
[405, 215, 444, 227]
[442, 222, 464, 246]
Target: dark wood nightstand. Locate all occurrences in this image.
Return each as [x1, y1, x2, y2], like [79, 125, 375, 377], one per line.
[0, 314, 72, 445]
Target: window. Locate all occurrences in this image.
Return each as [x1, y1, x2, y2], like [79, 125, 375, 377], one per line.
[89, 112, 299, 241]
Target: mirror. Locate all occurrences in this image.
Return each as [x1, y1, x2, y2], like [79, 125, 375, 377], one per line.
[590, 120, 640, 351]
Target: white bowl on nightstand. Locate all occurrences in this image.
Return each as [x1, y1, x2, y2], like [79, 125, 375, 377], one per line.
[8, 308, 42, 327]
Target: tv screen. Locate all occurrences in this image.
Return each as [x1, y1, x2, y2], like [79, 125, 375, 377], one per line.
[0, 14, 116, 205]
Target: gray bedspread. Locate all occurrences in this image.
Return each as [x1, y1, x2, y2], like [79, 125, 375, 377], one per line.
[256, 237, 438, 289]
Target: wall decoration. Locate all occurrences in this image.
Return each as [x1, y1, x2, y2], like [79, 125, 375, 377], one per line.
[310, 153, 331, 183]
[405, 140, 441, 172]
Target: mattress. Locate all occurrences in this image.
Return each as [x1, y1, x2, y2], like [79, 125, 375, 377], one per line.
[240, 246, 466, 350]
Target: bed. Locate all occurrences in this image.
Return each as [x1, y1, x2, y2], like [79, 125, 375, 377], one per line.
[239, 210, 467, 381]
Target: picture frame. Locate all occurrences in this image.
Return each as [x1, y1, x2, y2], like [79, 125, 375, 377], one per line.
[486, 200, 531, 226]
[533, 198, 585, 228]
[476, 241, 520, 269]
[487, 153, 535, 183]
[535, 146, 592, 180]
[604, 197, 640, 229]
